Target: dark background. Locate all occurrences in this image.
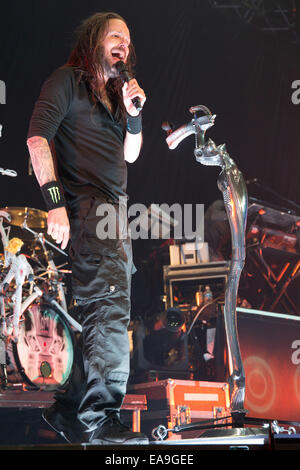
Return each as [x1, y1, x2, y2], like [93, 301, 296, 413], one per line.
[0, 0, 300, 316]
[0, 0, 300, 446]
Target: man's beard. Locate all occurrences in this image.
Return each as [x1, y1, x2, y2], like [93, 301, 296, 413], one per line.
[102, 55, 119, 79]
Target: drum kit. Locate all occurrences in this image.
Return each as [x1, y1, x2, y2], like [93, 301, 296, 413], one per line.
[0, 168, 80, 392]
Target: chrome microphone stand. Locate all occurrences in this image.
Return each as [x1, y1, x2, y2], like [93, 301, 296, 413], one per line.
[164, 105, 248, 419]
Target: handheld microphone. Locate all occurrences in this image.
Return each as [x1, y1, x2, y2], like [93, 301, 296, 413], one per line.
[161, 121, 175, 136]
[115, 60, 142, 112]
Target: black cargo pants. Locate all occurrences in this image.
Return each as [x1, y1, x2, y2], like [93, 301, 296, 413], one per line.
[54, 195, 133, 432]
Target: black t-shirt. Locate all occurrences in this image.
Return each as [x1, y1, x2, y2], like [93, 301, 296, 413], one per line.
[27, 65, 128, 210]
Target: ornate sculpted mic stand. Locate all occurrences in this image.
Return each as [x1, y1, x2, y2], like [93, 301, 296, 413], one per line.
[164, 105, 248, 422]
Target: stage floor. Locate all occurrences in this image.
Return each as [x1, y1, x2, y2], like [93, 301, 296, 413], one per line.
[0, 388, 298, 451]
[0, 406, 298, 451]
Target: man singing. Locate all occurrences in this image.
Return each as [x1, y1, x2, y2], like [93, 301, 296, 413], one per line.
[27, 12, 147, 445]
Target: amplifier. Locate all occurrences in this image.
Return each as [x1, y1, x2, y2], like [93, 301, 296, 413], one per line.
[163, 261, 230, 310]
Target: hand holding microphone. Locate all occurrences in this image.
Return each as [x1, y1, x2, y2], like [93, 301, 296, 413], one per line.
[115, 61, 146, 115]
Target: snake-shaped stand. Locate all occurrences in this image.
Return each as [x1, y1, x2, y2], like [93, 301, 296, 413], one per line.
[164, 105, 248, 424]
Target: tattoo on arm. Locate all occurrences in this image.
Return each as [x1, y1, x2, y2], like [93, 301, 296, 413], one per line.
[27, 136, 56, 186]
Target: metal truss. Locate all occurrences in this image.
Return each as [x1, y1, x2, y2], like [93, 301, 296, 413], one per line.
[208, 0, 300, 44]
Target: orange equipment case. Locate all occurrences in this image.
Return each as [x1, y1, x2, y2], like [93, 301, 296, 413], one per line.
[128, 379, 230, 438]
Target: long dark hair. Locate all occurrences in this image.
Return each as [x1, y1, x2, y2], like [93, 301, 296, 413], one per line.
[67, 12, 136, 116]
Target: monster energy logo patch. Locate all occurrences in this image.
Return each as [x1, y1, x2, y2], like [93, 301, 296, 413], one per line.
[48, 186, 61, 203]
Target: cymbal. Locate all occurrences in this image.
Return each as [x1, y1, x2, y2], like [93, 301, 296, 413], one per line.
[0, 207, 48, 230]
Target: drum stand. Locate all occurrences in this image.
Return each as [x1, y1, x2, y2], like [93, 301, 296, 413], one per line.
[20, 220, 82, 332]
[0, 215, 82, 390]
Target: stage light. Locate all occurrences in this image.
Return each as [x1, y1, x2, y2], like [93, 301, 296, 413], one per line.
[162, 307, 185, 332]
[135, 308, 188, 371]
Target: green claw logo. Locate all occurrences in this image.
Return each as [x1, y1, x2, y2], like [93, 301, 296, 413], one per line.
[48, 186, 60, 203]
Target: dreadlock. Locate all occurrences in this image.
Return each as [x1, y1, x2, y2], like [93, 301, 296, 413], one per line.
[67, 12, 136, 118]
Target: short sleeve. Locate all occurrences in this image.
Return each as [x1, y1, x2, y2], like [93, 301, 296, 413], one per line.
[27, 66, 75, 142]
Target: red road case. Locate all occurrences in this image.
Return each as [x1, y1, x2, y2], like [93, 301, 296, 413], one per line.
[128, 379, 230, 439]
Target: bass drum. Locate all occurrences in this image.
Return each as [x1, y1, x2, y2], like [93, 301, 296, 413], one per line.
[8, 303, 74, 391]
